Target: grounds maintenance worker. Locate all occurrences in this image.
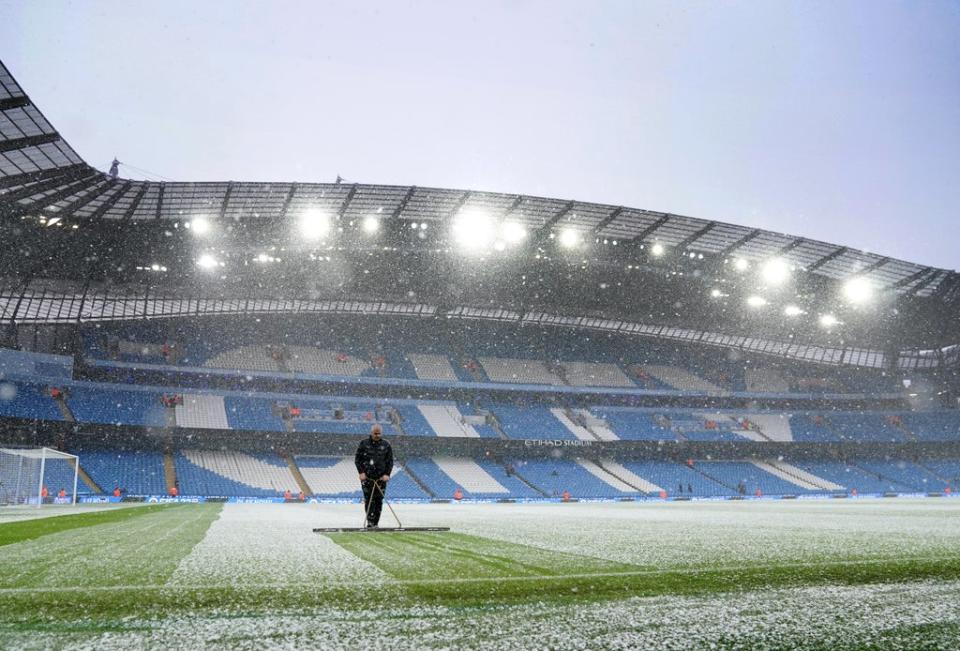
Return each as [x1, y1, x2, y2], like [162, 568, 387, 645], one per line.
[355, 423, 393, 528]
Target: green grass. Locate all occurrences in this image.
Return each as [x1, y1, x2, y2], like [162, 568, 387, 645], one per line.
[0, 504, 176, 547]
[0, 504, 220, 596]
[324, 530, 960, 607]
[0, 501, 958, 648]
[327, 531, 639, 579]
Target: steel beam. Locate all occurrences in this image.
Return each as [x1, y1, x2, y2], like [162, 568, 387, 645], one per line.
[805, 246, 848, 273]
[218, 181, 234, 221]
[890, 266, 934, 290]
[0, 96, 30, 111]
[718, 228, 762, 257]
[278, 183, 298, 220]
[631, 214, 670, 243]
[0, 163, 90, 191]
[390, 186, 417, 220]
[2, 173, 104, 218]
[87, 180, 133, 220]
[533, 200, 576, 242]
[337, 183, 358, 220]
[0, 133, 61, 153]
[155, 182, 165, 220]
[593, 206, 624, 233]
[674, 221, 717, 251]
[119, 183, 150, 222]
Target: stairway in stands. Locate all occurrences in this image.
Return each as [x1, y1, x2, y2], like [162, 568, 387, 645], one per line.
[595, 459, 662, 493]
[687, 462, 738, 493]
[285, 453, 313, 496]
[164, 451, 178, 493]
[575, 458, 642, 493]
[70, 458, 103, 493]
[509, 466, 550, 497]
[400, 463, 436, 498]
[49, 388, 75, 422]
[750, 460, 842, 491]
[552, 408, 600, 441]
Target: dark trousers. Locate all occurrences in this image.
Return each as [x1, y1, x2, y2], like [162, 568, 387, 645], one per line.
[362, 479, 386, 525]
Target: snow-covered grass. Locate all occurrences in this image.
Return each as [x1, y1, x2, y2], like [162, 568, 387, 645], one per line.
[170, 503, 388, 587]
[0, 499, 958, 649]
[0, 503, 140, 524]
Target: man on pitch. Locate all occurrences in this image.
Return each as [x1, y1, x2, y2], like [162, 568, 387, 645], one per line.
[355, 423, 393, 528]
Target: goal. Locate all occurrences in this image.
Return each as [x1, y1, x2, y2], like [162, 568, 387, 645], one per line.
[0, 447, 79, 506]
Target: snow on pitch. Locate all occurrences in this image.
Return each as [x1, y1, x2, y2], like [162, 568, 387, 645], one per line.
[170, 503, 388, 587]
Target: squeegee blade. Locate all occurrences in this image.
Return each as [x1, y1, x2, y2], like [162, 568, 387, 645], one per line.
[312, 526, 451, 533]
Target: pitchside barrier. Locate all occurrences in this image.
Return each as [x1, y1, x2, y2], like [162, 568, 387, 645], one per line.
[76, 492, 957, 504]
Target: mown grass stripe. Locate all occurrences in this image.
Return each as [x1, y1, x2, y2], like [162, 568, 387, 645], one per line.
[0, 504, 222, 590]
[0, 552, 959, 593]
[326, 531, 638, 582]
[0, 505, 176, 547]
[0, 554, 958, 621]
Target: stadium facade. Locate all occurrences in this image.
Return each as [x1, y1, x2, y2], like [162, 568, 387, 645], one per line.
[1, 59, 959, 505]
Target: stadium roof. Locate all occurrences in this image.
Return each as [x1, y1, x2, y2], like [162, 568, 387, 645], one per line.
[0, 60, 955, 299]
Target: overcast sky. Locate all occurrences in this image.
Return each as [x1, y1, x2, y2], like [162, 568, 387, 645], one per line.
[2, 0, 958, 269]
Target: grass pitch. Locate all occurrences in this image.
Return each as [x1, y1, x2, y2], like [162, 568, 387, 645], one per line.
[1, 499, 959, 649]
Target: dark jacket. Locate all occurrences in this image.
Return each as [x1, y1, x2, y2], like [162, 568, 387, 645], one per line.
[355, 436, 394, 479]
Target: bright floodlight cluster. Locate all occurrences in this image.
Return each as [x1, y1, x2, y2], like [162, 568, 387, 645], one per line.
[712, 254, 879, 330]
[843, 276, 874, 304]
[180, 205, 880, 336]
[558, 228, 580, 249]
[819, 314, 840, 327]
[362, 216, 380, 234]
[452, 210, 527, 253]
[760, 258, 791, 286]
[196, 253, 221, 270]
[784, 305, 804, 317]
[299, 210, 331, 241]
[188, 216, 211, 235]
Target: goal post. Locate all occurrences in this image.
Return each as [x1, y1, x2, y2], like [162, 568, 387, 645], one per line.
[0, 447, 79, 507]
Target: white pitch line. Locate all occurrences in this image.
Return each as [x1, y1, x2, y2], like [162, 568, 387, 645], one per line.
[0, 554, 957, 594]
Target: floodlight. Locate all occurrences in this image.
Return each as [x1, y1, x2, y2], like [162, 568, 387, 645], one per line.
[784, 304, 804, 316]
[843, 276, 873, 304]
[501, 221, 527, 244]
[190, 217, 211, 235]
[452, 211, 495, 250]
[819, 314, 839, 328]
[651, 242, 665, 257]
[558, 228, 580, 249]
[196, 254, 219, 270]
[733, 257, 749, 272]
[760, 258, 790, 285]
[299, 210, 331, 240]
[710, 289, 723, 298]
[746, 295, 767, 308]
[362, 216, 380, 234]
[493, 241, 506, 252]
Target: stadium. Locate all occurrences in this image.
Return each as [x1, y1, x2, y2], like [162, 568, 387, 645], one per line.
[2, 42, 960, 650]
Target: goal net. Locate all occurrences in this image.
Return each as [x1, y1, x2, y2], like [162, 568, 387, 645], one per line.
[0, 447, 79, 506]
